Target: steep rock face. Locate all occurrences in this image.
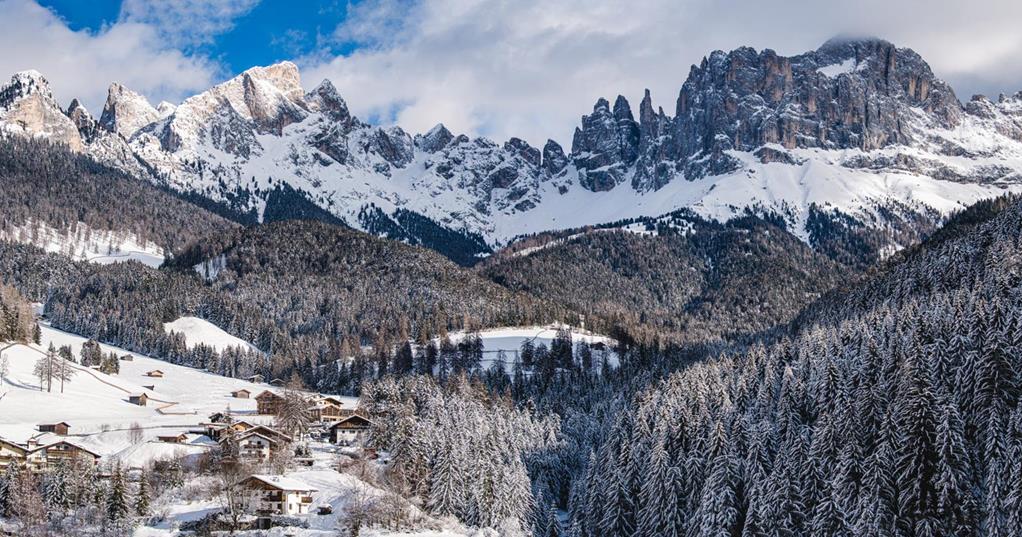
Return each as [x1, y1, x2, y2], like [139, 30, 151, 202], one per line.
[541, 139, 569, 176]
[99, 83, 159, 138]
[573, 37, 972, 190]
[305, 80, 354, 128]
[66, 99, 99, 143]
[0, 71, 82, 151]
[571, 97, 640, 191]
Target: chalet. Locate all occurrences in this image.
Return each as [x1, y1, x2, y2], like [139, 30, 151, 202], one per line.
[268, 378, 287, 387]
[120, 354, 134, 361]
[0, 439, 29, 468]
[329, 414, 373, 445]
[231, 389, 251, 399]
[157, 433, 188, 444]
[37, 422, 70, 436]
[229, 431, 278, 463]
[145, 370, 165, 378]
[128, 393, 148, 406]
[245, 374, 265, 384]
[238, 475, 317, 516]
[255, 390, 284, 415]
[309, 396, 346, 423]
[32, 441, 101, 468]
[0, 437, 100, 470]
[220, 425, 290, 462]
[143, 385, 155, 391]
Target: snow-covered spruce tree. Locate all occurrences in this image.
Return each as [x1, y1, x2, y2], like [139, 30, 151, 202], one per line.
[43, 461, 72, 514]
[106, 462, 130, 526]
[0, 461, 15, 518]
[135, 469, 151, 518]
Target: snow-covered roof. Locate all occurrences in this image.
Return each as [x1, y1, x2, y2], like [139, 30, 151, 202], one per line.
[32, 440, 101, 458]
[244, 474, 317, 492]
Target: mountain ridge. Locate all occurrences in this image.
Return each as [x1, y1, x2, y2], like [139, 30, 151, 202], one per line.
[2, 37, 1021, 265]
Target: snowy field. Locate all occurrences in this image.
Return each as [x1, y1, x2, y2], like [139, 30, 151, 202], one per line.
[447, 323, 619, 367]
[0, 323, 354, 466]
[163, 316, 262, 353]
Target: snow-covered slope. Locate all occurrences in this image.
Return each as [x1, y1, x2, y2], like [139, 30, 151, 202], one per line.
[0, 219, 165, 267]
[3, 37, 1022, 260]
[447, 323, 619, 368]
[163, 316, 260, 353]
[0, 324, 353, 464]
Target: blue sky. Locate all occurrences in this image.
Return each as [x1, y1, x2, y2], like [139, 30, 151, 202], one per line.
[5, 0, 1022, 147]
[38, 0, 355, 75]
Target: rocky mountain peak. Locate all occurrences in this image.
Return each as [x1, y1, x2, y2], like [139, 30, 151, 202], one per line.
[567, 36, 974, 192]
[99, 82, 158, 138]
[0, 70, 82, 151]
[417, 123, 455, 153]
[541, 139, 568, 176]
[156, 101, 177, 118]
[0, 70, 53, 109]
[241, 61, 304, 102]
[305, 79, 352, 126]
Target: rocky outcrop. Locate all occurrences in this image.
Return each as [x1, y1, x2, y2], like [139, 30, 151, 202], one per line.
[369, 126, 415, 168]
[572, 37, 973, 191]
[66, 99, 99, 143]
[416, 123, 454, 153]
[99, 83, 159, 138]
[305, 80, 355, 129]
[541, 140, 568, 176]
[0, 71, 83, 151]
[571, 97, 640, 191]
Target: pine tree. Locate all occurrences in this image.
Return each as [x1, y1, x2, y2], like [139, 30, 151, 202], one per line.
[43, 461, 71, 512]
[934, 400, 975, 535]
[697, 423, 739, 537]
[427, 432, 464, 518]
[106, 463, 130, 524]
[135, 469, 151, 518]
[0, 461, 16, 518]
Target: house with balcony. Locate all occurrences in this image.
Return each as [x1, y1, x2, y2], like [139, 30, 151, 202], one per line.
[220, 425, 291, 463]
[329, 414, 373, 445]
[238, 475, 317, 515]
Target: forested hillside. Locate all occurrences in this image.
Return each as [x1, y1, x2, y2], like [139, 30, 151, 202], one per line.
[0, 137, 235, 256]
[481, 213, 849, 344]
[0, 219, 570, 392]
[566, 193, 1022, 536]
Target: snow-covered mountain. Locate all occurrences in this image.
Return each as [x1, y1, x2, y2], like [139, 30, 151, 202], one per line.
[2, 37, 1022, 262]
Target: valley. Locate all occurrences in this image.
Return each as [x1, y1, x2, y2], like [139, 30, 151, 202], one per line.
[0, 17, 1021, 536]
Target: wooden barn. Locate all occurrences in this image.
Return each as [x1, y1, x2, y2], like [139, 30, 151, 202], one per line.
[37, 422, 70, 436]
[128, 393, 148, 406]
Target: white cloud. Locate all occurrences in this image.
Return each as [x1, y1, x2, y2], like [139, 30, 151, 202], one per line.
[119, 0, 260, 49]
[0, 0, 224, 114]
[301, 0, 1022, 148]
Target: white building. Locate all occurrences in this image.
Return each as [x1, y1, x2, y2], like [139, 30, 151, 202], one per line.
[239, 475, 318, 515]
